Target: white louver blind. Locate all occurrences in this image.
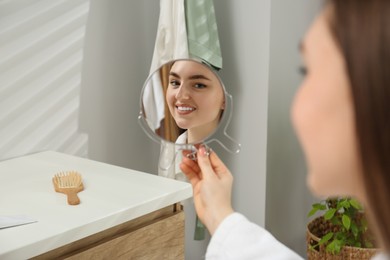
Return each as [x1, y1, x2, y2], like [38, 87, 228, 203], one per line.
[0, 0, 90, 161]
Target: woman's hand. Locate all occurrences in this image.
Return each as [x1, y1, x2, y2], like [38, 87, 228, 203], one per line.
[180, 146, 234, 235]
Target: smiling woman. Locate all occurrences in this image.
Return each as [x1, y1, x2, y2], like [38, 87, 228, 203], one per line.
[139, 59, 227, 147]
[166, 60, 225, 145]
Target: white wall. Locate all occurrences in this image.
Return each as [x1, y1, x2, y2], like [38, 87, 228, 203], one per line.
[213, 0, 271, 228]
[266, 0, 321, 256]
[79, 0, 160, 174]
[0, 0, 89, 161]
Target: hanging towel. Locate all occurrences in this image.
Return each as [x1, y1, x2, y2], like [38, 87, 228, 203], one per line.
[147, 0, 189, 178]
[142, 73, 165, 131]
[150, 0, 189, 73]
[184, 0, 224, 240]
[144, 0, 189, 140]
[184, 0, 223, 70]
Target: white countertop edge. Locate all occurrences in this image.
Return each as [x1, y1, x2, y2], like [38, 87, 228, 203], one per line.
[3, 188, 193, 260]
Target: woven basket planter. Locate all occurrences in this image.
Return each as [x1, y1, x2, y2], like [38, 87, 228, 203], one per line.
[307, 216, 379, 260]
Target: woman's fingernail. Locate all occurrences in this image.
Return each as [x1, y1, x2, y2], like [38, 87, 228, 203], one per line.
[199, 146, 207, 157]
[199, 145, 212, 157]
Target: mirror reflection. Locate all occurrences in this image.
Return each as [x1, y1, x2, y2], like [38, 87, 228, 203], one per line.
[141, 59, 225, 145]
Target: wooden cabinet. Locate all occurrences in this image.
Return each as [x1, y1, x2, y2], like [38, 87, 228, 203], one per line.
[33, 204, 184, 260]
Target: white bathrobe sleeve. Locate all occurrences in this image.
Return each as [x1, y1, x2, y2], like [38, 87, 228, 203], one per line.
[206, 212, 303, 260]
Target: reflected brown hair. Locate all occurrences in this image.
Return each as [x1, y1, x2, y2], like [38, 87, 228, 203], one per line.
[327, 0, 390, 249]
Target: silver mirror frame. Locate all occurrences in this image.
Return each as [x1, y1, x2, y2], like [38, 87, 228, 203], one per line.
[138, 58, 241, 155]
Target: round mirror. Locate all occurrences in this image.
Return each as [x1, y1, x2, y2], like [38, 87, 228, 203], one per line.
[138, 58, 240, 154]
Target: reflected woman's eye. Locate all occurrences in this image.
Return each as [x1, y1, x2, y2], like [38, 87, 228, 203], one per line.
[194, 83, 207, 89]
[170, 80, 180, 88]
[299, 66, 308, 76]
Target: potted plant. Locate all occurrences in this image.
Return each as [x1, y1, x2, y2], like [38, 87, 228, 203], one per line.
[306, 197, 378, 259]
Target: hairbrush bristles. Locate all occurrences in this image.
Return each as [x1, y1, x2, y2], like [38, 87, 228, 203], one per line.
[53, 171, 84, 205]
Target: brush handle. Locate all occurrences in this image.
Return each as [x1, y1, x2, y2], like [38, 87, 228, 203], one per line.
[66, 189, 80, 205]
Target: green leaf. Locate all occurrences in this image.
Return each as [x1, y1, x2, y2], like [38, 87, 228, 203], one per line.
[340, 200, 350, 209]
[314, 203, 327, 210]
[318, 204, 327, 210]
[342, 214, 351, 230]
[312, 203, 322, 208]
[324, 208, 337, 220]
[326, 239, 343, 255]
[307, 207, 319, 217]
[308, 203, 328, 217]
[350, 198, 362, 210]
[319, 232, 333, 245]
[351, 223, 359, 237]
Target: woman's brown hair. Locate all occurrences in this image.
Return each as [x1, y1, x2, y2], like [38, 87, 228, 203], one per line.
[327, 0, 390, 249]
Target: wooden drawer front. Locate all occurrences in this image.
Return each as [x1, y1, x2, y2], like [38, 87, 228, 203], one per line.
[67, 210, 185, 260]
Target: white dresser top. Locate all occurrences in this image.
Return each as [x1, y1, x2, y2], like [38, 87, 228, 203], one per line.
[0, 151, 192, 259]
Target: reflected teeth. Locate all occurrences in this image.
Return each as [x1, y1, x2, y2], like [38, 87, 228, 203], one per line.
[177, 106, 195, 111]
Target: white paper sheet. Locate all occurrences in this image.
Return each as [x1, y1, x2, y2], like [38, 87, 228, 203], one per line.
[0, 215, 37, 229]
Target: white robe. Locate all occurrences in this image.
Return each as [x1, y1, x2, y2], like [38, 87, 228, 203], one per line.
[206, 212, 302, 259]
[207, 212, 387, 260]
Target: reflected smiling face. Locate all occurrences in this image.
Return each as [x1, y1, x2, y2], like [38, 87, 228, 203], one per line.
[166, 60, 225, 143]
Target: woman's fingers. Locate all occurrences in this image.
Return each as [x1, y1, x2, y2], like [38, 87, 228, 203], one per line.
[181, 153, 201, 173]
[179, 162, 200, 187]
[181, 147, 230, 183]
[208, 149, 228, 174]
[180, 151, 203, 187]
[196, 146, 230, 180]
[196, 146, 217, 180]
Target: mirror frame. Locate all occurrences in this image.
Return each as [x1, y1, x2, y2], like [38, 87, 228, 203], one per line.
[138, 58, 240, 154]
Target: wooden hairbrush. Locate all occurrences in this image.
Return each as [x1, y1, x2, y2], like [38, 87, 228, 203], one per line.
[53, 171, 84, 205]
